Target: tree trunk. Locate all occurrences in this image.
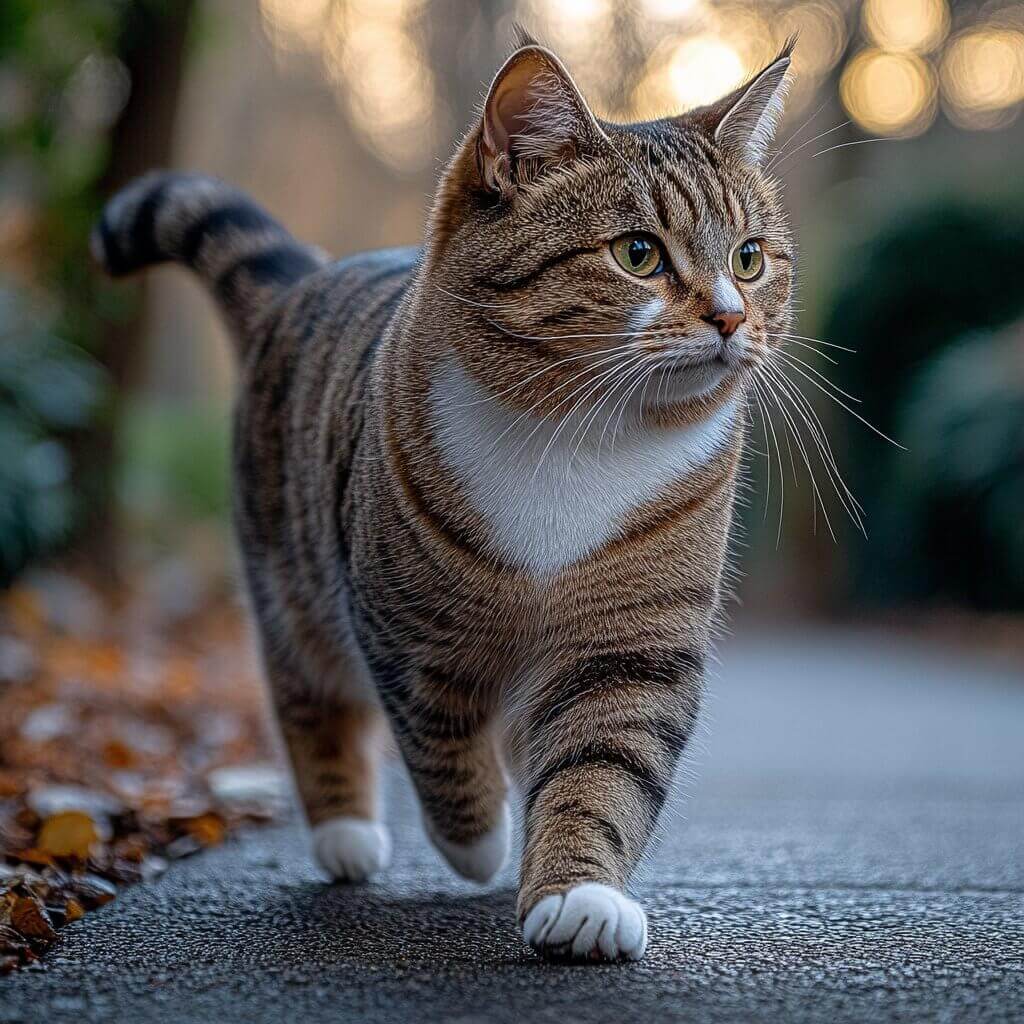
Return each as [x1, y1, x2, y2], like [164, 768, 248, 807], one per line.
[77, 0, 196, 577]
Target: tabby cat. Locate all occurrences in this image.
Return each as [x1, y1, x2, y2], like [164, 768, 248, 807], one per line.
[93, 35, 795, 962]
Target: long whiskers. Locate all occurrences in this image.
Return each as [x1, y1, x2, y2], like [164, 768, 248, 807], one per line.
[748, 373, 783, 542]
[754, 364, 839, 540]
[771, 350, 905, 450]
[486, 318, 681, 343]
[768, 120, 851, 175]
[487, 346, 645, 456]
[450, 342, 638, 410]
[528, 352, 652, 480]
[774, 347, 863, 404]
[759, 358, 865, 535]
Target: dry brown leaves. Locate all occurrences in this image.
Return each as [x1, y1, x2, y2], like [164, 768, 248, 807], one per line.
[0, 566, 284, 972]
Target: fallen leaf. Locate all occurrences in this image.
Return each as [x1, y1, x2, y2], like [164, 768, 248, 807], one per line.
[8, 848, 53, 867]
[37, 811, 101, 860]
[183, 813, 226, 847]
[11, 893, 55, 941]
[69, 874, 116, 910]
[101, 739, 137, 769]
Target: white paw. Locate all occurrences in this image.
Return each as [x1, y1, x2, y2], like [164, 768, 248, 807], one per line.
[311, 817, 390, 883]
[425, 802, 510, 883]
[522, 883, 648, 962]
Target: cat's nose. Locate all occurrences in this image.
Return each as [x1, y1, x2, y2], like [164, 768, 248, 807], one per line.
[701, 309, 746, 338]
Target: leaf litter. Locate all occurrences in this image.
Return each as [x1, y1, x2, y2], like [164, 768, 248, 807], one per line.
[0, 565, 286, 972]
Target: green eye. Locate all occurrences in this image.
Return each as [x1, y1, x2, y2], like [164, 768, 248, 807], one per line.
[611, 234, 664, 277]
[732, 239, 765, 281]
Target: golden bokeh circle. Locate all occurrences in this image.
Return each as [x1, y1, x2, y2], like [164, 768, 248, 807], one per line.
[840, 48, 938, 137]
[861, 0, 950, 54]
[941, 28, 1024, 130]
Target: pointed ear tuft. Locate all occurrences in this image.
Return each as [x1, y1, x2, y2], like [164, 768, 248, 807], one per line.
[709, 38, 795, 165]
[510, 22, 540, 51]
[477, 45, 603, 197]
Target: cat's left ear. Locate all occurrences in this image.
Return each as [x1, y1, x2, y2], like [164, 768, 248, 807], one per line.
[694, 39, 795, 166]
[477, 44, 605, 197]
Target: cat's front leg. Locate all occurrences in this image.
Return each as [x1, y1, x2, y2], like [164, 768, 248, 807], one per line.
[515, 646, 703, 961]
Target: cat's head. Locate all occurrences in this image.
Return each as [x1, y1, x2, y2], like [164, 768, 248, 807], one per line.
[426, 35, 796, 426]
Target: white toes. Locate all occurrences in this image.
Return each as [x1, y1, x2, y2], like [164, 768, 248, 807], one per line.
[311, 817, 391, 883]
[522, 883, 648, 962]
[425, 802, 510, 883]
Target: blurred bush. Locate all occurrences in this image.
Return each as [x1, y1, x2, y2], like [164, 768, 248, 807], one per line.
[0, 284, 105, 584]
[825, 199, 1024, 609]
[900, 322, 1024, 610]
[1, 0, 195, 582]
[118, 401, 231, 534]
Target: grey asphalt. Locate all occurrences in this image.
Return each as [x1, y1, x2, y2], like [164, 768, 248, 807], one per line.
[3, 627, 1023, 1023]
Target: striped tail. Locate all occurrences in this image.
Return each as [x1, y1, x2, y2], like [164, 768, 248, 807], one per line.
[91, 171, 326, 347]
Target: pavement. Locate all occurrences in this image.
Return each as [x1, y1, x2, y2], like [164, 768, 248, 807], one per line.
[3, 627, 1022, 1023]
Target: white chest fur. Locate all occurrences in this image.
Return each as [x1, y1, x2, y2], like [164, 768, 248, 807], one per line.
[427, 356, 737, 574]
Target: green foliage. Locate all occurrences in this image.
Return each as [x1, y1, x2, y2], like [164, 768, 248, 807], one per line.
[900, 325, 1024, 609]
[0, 284, 106, 583]
[118, 401, 231, 534]
[823, 199, 1024, 609]
[0, 1, 176, 582]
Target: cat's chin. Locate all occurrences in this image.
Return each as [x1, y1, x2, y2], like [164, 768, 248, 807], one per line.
[648, 358, 733, 408]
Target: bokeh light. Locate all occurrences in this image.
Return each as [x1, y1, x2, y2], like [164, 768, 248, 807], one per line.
[780, 1, 847, 77]
[632, 33, 745, 119]
[861, 0, 950, 54]
[840, 48, 937, 137]
[639, 0, 703, 21]
[255, 0, 1024, 167]
[260, 0, 332, 51]
[261, 0, 442, 173]
[941, 28, 1024, 130]
[516, 0, 617, 111]
[775, 1, 848, 115]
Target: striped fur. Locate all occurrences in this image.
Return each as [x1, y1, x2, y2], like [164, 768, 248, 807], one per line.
[93, 40, 796, 961]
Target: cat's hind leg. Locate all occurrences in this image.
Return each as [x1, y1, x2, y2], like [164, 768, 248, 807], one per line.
[378, 663, 510, 883]
[268, 650, 391, 883]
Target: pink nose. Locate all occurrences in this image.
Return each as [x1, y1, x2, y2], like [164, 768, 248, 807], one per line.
[702, 309, 746, 338]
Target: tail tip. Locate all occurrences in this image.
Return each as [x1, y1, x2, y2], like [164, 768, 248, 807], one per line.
[89, 218, 111, 272]
[90, 207, 135, 277]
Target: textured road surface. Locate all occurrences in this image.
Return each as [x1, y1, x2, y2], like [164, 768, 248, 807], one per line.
[3, 628, 1023, 1023]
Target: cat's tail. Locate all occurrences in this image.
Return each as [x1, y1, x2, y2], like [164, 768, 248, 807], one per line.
[91, 171, 327, 347]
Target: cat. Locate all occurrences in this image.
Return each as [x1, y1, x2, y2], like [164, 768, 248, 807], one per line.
[92, 34, 795, 962]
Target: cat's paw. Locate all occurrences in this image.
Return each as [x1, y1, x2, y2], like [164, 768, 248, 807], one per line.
[311, 817, 390, 883]
[425, 802, 510, 883]
[522, 883, 648, 962]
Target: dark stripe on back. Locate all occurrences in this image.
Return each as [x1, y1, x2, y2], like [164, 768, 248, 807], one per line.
[216, 244, 321, 305]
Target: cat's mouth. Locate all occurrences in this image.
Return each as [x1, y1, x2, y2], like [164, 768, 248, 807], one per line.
[653, 354, 733, 404]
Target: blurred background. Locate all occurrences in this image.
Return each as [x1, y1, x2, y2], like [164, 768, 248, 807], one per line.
[2, 0, 1023, 622]
[0, 0, 1022, 964]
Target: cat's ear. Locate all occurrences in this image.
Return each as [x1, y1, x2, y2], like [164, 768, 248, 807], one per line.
[477, 44, 604, 196]
[691, 39, 795, 166]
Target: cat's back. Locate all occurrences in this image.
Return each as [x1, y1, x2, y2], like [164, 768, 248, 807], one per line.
[234, 245, 418, 573]
[237, 243, 417, 431]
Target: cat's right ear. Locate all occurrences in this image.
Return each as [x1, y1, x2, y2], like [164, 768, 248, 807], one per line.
[477, 45, 604, 198]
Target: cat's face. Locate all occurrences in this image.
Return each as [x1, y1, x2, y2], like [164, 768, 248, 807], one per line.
[427, 39, 796, 427]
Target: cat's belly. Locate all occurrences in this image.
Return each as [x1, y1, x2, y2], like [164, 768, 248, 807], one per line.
[428, 355, 737, 574]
